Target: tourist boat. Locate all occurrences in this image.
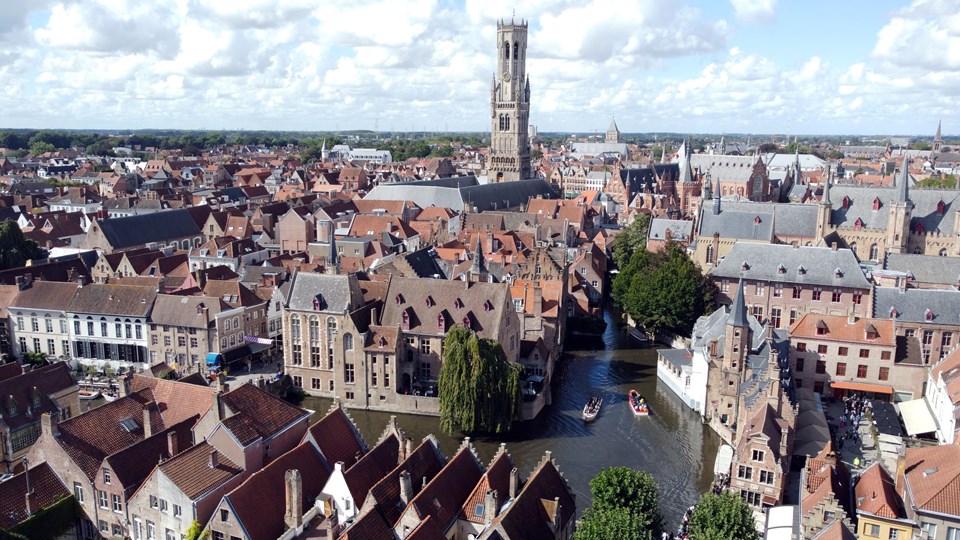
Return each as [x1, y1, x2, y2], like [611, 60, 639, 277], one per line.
[79, 390, 101, 400]
[628, 326, 649, 343]
[629, 389, 650, 416]
[582, 396, 602, 422]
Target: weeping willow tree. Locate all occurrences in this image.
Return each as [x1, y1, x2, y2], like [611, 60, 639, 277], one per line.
[438, 326, 523, 434]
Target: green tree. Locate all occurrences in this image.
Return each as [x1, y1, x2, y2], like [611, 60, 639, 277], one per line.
[574, 507, 650, 540]
[911, 140, 932, 151]
[914, 175, 957, 189]
[431, 145, 455, 157]
[0, 221, 47, 270]
[531, 148, 544, 160]
[184, 520, 209, 540]
[612, 214, 650, 269]
[30, 141, 55, 156]
[588, 467, 663, 534]
[612, 243, 715, 337]
[438, 326, 522, 434]
[688, 492, 759, 540]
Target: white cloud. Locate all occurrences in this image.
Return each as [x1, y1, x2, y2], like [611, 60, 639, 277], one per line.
[729, 0, 777, 22]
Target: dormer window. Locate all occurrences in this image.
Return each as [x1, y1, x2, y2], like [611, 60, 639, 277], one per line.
[483, 300, 493, 312]
[437, 313, 445, 332]
[798, 266, 806, 276]
[777, 264, 786, 274]
[842, 196, 851, 209]
[741, 261, 750, 271]
[395, 294, 404, 305]
[462, 315, 471, 329]
[925, 309, 934, 321]
[378, 336, 387, 348]
[865, 323, 878, 340]
[834, 268, 843, 279]
[401, 310, 410, 331]
[937, 200, 946, 215]
[854, 218, 864, 231]
[914, 222, 925, 233]
[425, 296, 435, 307]
[815, 319, 828, 335]
[889, 307, 898, 318]
[872, 198, 881, 211]
[7, 396, 17, 416]
[753, 216, 761, 224]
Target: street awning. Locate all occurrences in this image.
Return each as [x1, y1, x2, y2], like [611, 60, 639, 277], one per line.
[897, 398, 938, 436]
[829, 381, 894, 394]
[205, 353, 222, 366]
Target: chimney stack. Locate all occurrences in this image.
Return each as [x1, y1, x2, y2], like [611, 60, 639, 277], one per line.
[483, 490, 499, 523]
[142, 402, 154, 437]
[509, 467, 519, 499]
[167, 431, 179, 457]
[209, 449, 219, 469]
[533, 281, 543, 319]
[24, 490, 36, 516]
[284, 469, 303, 530]
[40, 412, 59, 439]
[399, 470, 413, 504]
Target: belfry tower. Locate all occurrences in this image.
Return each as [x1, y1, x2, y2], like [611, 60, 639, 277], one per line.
[489, 18, 532, 182]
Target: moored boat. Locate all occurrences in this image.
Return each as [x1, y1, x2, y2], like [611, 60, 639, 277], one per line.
[582, 396, 602, 422]
[79, 390, 101, 400]
[627, 326, 649, 343]
[629, 389, 650, 416]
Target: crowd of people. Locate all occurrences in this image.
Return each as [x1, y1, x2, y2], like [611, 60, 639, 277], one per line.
[661, 505, 697, 539]
[832, 394, 873, 462]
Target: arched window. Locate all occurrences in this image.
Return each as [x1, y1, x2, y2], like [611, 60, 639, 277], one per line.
[181, 240, 190, 250]
[308, 317, 319, 342]
[290, 315, 301, 340]
[327, 317, 337, 332]
[504, 115, 510, 130]
[869, 244, 879, 260]
[513, 42, 519, 60]
[504, 42, 510, 59]
[343, 333, 353, 351]
[705, 244, 714, 264]
[940, 248, 948, 257]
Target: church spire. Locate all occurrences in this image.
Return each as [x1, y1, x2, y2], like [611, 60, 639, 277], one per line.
[934, 120, 944, 152]
[681, 140, 694, 184]
[895, 158, 911, 205]
[821, 165, 832, 206]
[470, 233, 486, 276]
[712, 175, 721, 215]
[727, 278, 749, 328]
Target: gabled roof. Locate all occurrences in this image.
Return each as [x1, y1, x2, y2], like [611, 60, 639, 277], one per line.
[92, 208, 202, 249]
[364, 436, 445, 526]
[0, 462, 70, 530]
[68, 283, 157, 317]
[223, 443, 331, 540]
[220, 384, 310, 446]
[490, 456, 575, 540]
[903, 444, 960, 518]
[9, 280, 81, 311]
[461, 448, 515, 525]
[0, 362, 76, 431]
[129, 374, 215, 427]
[790, 314, 895, 346]
[303, 405, 367, 471]
[708, 243, 870, 289]
[402, 442, 484, 532]
[159, 441, 243, 500]
[855, 462, 906, 520]
[343, 432, 400, 504]
[106, 416, 197, 495]
[285, 272, 359, 313]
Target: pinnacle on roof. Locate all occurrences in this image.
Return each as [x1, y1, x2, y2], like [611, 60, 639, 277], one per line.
[727, 278, 749, 328]
[607, 117, 619, 133]
[681, 140, 694, 184]
[470, 233, 486, 275]
[895, 158, 911, 205]
[821, 166, 832, 206]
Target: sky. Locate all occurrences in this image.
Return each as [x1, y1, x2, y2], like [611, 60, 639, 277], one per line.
[1, 0, 958, 136]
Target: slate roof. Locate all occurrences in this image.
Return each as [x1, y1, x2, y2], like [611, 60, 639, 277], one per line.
[285, 272, 357, 313]
[220, 384, 310, 446]
[884, 253, 960, 286]
[224, 443, 331, 540]
[68, 283, 158, 317]
[0, 362, 76, 431]
[0, 257, 90, 286]
[708, 243, 870, 289]
[403, 444, 483, 532]
[364, 178, 558, 211]
[93, 208, 202, 249]
[619, 164, 680, 199]
[381, 276, 510, 339]
[648, 218, 693, 242]
[0, 462, 70, 529]
[903, 444, 960, 518]
[303, 406, 367, 471]
[9, 280, 80, 311]
[705, 200, 819, 239]
[54, 389, 166, 480]
[159, 441, 243, 500]
[872, 287, 960, 325]
[148, 295, 223, 329]
[697, 209, 774, 241]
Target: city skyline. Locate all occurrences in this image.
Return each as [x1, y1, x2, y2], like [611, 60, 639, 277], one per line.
[1, 0, 957, 136]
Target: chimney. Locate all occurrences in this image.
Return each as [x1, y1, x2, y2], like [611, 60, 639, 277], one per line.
[831, 242, 838, 251]
[142, 402, 154, 437]
[167, 431, 179, 457]
[24, 490, 36, 516]
[209, 449, 219, 469]
[371, 305, 380, 326]
[483, 490, 499, 523]
[40, 412, 59, 439]
[422, 476, 428, 490]
[509, 467, 519, 499]
[284, 469, 303, 530]
[399, 470, 413, 505]
[215, 390, 226, 421]
[533, 281, 543, 319]
[118, 372, 132, 397]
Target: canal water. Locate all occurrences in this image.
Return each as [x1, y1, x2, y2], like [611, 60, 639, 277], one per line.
[302, 308, 721, 529]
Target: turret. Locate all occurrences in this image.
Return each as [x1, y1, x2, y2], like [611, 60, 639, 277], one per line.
[712, 176, 721, 215]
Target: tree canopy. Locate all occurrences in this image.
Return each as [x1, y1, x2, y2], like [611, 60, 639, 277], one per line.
[914, 175, 957, 189]
[612, 214, 650, 269]
[438, 326, 522, 434]
[688, 492, 759, 540]
[0, 221, 47, 271]
[612, 243, 716, 337]
[575, 467, 662, 540]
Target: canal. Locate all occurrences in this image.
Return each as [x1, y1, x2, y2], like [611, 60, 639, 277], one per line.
[302, 308, 721, 529]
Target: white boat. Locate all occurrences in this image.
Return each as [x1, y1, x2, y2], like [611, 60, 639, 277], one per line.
[79, 390, 101, 400]
[582, 397, 602, 422]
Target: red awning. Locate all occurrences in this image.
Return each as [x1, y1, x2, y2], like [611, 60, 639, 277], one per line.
[829, 381, 894, 394]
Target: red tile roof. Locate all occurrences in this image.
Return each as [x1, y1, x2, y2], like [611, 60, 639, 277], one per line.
[339, 505, 392, 540]
[55, 389, 165, 480]
[403, 444, 483, 531]
[224, 443, 330, 540]
[855, 462, 905, 519]
[343, 433, 400, 504]
[461, 449, 515, 524]
[107, 416, 197, 495]
[365, 437, 445, 526]
[221, 384, 310, 446]
[304, 406, 366, 470]
[158, 441, 243, 500]
[0, 462, 70, 529]
[491, 457, 576, 540]
[130, 374, 214, 427]
[790, 314, 895, 346]
[405, 514, 447, 540]
[903, 444, 960, 517]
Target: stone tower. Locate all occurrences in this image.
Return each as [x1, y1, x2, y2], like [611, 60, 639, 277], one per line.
[887, 159, 913, 254]
[718, 279, 751, 433]
[605, 117, 622, 143]
[489, 18, 532, 183]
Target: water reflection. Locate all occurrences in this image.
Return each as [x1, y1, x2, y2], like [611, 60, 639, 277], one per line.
[303, 309, 719, 528]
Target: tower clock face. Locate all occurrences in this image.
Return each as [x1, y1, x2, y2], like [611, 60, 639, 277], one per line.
[503, 71, 511, 82]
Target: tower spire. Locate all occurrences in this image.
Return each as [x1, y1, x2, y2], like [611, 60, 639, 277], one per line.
[470, 232, 486, 276]
[681, 140, 694, 184]
[895, 158, 911, 205]
[727, 278, 749, 328]
[712, 175, 721, 215]
[821, 165, 831, 206]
